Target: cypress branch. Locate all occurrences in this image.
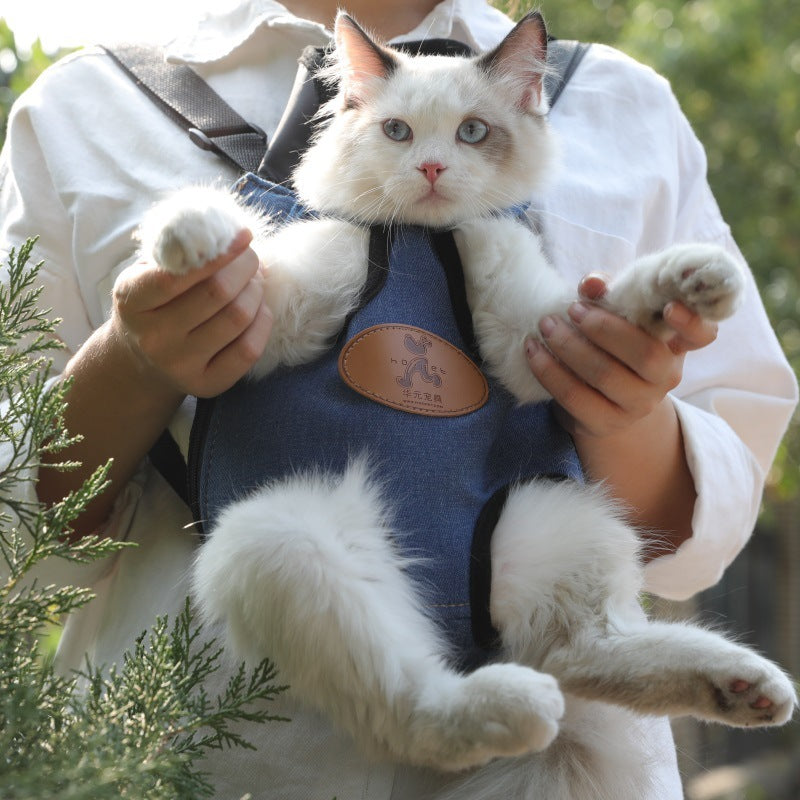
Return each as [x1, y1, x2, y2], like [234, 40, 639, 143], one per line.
[1, 240, 288, 799]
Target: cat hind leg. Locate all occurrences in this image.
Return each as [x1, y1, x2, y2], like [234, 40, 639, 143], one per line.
[411, 662, 564, 770]
[544, 621, 797, 728]
[489, 478, 796, 729]
[490, 478, 643, 667]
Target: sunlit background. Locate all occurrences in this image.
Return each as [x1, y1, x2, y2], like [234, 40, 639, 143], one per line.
[1, 0, 217, 51]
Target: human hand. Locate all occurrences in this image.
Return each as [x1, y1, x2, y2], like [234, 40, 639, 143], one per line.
[111, 228, 273, 398]
[525, 273, 719, 439]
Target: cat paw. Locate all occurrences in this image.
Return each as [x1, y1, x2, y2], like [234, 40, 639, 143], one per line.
[701, 649, 797, 727]
[411, 663, 564, 770]
[655, 243, 745, 322]
[139, 187, 249, 274]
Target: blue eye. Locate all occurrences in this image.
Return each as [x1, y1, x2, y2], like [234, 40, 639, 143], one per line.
[457, 118, 489, 144]
[383, 119, 412, 141]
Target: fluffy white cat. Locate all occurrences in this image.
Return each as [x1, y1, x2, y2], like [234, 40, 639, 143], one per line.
[139, 11, 796, 797]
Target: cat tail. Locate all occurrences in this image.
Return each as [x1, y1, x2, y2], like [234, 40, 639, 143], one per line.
[431, 698, 660, 800]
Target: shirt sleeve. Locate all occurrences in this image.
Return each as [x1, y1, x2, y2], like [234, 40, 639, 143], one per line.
[547, 45, 797, 599]
[0, 56, 96, 361]
[642, 101, 798, 598]
[0, 58, 121, 592]
[0, 46, 240, 591]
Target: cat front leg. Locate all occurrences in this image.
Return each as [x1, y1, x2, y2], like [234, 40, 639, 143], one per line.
[455, 217, 573, 404]
[138, 188, 369, 377]
[602, 242, 746, 337]
[139, 185, 265, 274]
[248, 218, 369, 378]
[193, 458, 566, 771]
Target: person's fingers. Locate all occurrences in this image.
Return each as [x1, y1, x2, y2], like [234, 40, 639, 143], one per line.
[200, 303, 274, 396]
[566, 303, 683, 391]
[577, 271, 611, 301]
[525, 336, 626, 435]
[538, 314, 651, 408]
[110, 228, 268, 396]
[161, 245, 261, 333]
[187, 276, 266, 354]
[114, 228, 254, 312]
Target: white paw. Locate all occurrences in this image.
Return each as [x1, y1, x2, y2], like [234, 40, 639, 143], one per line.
[463, 663, 564, 752]
[701, 648, 797, 727]
[411, 663, 564, 771]
[655, 243, 745, 322]
[139, 187, 250, 274]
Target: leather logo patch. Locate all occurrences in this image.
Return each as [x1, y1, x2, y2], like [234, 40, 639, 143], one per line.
[338, 324, 488, 417]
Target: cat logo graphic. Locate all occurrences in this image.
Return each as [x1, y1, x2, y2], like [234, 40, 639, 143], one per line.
[395, 333, 442, 389]
[338, 323, 489, 417]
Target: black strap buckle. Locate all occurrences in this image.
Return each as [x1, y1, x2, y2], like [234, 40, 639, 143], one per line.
[188, 122, 267, 154]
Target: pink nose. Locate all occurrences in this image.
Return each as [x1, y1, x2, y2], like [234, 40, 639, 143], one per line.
[418, 162, 446, 184]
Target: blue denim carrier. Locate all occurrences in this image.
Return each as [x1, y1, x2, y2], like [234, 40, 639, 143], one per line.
[188, 174, 584, 669]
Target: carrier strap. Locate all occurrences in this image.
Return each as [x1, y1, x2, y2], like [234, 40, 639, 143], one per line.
[104, 44, 269, 174]
[546, 38, 590, 108]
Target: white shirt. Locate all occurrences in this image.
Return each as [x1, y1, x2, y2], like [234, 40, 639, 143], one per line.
[0, 1, 796, 797]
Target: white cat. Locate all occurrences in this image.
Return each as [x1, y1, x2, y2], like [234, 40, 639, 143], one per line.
[139, 11, 796, 797]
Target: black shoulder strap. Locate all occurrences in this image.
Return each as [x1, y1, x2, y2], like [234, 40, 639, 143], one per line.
[103, 44, 268, 174]
[545, 39, 590, 108]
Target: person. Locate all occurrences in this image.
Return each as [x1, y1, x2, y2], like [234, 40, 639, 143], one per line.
[0, 0, 796, 797]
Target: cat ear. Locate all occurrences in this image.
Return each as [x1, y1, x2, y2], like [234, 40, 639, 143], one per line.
[334, 12, 399, 107]
[477, 11, 549, 114]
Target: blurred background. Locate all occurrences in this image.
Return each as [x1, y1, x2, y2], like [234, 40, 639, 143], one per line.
[1, 1, 798, 797]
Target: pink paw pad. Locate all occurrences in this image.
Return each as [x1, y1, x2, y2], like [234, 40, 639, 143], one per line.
[730, 679, 774, 710]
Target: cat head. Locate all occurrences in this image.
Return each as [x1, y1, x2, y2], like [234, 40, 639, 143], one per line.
[292, 11, 556, 228]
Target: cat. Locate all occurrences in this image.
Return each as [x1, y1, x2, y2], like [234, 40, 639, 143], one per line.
[138, 10, 796, 796]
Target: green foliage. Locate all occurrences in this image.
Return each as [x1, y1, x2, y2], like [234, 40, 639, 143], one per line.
[496, 0, 800, 494]
[0, 241, 287, 799]
[0, 18, 71, 149]
[2, 600, 287, 800]
[0, 237, 114, 569]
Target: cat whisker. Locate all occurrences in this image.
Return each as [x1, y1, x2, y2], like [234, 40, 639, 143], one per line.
[412, 17, 440, 57]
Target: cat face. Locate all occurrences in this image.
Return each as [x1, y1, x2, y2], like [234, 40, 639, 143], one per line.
[293, 12, 556, 228]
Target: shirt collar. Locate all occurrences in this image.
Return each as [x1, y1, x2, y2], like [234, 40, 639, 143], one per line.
[165, 0, 513, 64]
[395, 0, 514, 52]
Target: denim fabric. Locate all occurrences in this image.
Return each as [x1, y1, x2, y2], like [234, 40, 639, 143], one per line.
[192, 174, 583, 667]
[232, 173, 315, 224]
